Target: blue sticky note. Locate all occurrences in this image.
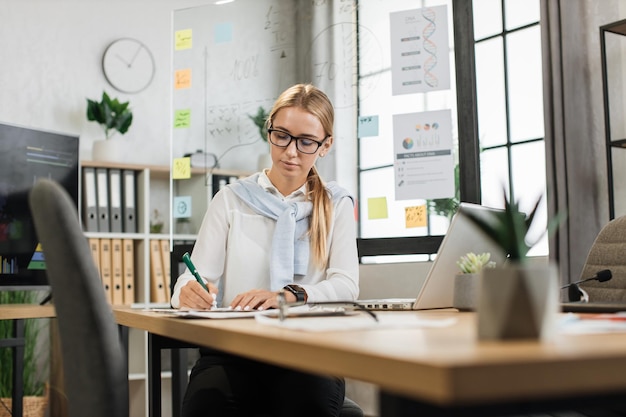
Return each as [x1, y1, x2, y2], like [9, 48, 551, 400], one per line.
[215, 22, 233, 43]
[173, 196, 192, 218]
[358, 115, 379, 137]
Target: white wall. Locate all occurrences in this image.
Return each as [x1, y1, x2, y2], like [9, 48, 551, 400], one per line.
[0, 0, 213, 165]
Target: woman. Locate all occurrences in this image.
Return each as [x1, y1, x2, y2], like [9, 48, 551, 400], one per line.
[171, 83, 359, 417]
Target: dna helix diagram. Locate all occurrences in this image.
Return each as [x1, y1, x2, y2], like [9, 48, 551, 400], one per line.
[422, 8, 438, 88]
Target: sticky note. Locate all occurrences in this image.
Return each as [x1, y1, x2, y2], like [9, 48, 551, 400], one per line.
[215, 22, 233, 43]
[358, 115, 379, 137]
[405, 205, 427, 228]
[175, 69, 191, 89]
[173, 196, 192, 218]
[174, 109, 191, 129]
[173, 157, 191, 179]
[175, 29, 193, 50]
[367, 197, 388, 220]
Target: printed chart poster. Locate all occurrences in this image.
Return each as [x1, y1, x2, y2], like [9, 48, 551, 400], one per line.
[393, 109, 455, 201]
[390, 5, 450, 95]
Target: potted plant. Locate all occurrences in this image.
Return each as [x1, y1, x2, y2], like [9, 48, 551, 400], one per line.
[248, 106, 272, 170]
[86, 92, 133, 162]
[0, 291, 48, 417]
[463, 189, 566, 340]
[453, 252, 495, 311]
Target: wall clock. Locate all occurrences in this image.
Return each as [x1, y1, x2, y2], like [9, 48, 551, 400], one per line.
[102, 38, 155, 94]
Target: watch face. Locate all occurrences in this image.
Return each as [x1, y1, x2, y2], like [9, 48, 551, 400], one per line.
[102, 38, 155, 94]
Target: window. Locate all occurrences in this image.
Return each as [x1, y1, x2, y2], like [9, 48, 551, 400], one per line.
[356, 0, 547, 261]
[473, 0, 547, 255]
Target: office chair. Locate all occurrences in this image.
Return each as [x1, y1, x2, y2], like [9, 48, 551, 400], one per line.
[578, 215, 626, 302]
[28, 179, 129, 417]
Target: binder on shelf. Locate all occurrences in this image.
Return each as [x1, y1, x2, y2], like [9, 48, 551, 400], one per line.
[87, 238, 101, 275]
[122, 238, 135, 305]
[110, 238, 124, 305]
[82, 167, 99, 232]
[96, 167, 110, 232]
[149, 239, 168, 304]
[122, 169, 137, 233]
[159, 239, 171, 302]
[99, 238, 113, 304]
[108, 169, 123, 233]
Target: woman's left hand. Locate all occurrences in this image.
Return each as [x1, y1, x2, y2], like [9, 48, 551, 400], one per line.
[230, 289, 281, 311]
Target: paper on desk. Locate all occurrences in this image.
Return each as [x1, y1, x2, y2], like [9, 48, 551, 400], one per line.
[559, 312, 626, 334]
[255, 311, 457, 331]
[145, 305, 346, 320]
[146, 307, 262, 319]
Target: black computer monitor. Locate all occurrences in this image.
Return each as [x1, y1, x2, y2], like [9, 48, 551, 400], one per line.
[0, 122, 79, 290]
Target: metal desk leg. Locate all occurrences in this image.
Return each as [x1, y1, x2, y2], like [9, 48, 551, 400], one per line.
[148, 333, 162, 417]
[171, 348, 188, 417]
[13, 319, 25, 417]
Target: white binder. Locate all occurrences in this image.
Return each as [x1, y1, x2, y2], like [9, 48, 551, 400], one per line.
[96, 167, 110, 232]
[82, 167, 98, 232]
[108, 169, 123, 233]
[122, 169, 137, 233]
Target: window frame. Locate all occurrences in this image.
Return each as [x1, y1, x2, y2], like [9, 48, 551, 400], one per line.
[356, 0, 481, 259]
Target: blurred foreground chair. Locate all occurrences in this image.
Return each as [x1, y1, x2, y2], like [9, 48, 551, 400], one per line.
[579, 215, 626, 302]
[29, 179, 128, 417]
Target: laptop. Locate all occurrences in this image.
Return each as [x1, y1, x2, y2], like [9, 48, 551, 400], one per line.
[561, 302, 626, 313]
[358, 202, 508, 311]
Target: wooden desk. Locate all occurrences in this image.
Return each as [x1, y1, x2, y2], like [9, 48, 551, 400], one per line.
[113, 307, 626, 416]
[0, 305, 55, 417]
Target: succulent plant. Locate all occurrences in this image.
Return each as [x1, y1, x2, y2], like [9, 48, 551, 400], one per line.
[457, 252, 496, 274]
[462, 188, 566, 265]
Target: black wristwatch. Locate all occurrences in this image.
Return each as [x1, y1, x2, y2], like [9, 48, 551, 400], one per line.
[283, 284, 307, 303]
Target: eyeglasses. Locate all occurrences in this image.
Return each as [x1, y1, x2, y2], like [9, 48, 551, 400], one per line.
[267, 128, 328, 154]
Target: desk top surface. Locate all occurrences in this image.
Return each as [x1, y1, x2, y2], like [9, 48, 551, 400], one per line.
[0, 304, 55, 319]
[113, 307, 626, 407]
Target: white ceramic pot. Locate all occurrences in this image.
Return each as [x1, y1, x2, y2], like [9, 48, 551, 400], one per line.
[477, 263, 559, 341]
[92, 139, 124, 162]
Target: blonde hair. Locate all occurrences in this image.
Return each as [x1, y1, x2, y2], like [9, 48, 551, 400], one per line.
[266, 84, 334, 268]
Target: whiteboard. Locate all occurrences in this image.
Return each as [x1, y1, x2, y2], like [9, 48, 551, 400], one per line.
[172, 0, 300, 170]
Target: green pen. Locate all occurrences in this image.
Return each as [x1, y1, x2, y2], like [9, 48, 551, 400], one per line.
[182, 252, 209, 293]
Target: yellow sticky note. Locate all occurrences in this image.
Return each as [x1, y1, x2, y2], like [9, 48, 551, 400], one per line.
[405, 205, 427, 228]
[173, 157, 191, 179]
[175, 69, 191, 89]
[367, 197, 388, 220]
[174, 109, 191, 128]
[175, 29, 192, 50]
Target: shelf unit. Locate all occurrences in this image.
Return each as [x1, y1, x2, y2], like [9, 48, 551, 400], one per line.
[80, 160, 249, 417]
[600, 19, 626, 219]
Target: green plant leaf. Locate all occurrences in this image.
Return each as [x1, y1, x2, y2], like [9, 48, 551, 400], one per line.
[248, 106, 269, 142]
[461, 188, 565, 264]
[85, 91, 133, 140]
[0, 291, 48, 397]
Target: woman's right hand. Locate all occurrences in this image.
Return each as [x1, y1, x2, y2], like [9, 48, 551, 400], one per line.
[178, 281, 218, 310]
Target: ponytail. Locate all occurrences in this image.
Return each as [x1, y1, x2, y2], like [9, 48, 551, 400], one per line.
[306, 166, 332, 268]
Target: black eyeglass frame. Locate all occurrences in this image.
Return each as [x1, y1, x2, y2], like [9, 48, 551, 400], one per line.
[267, 128, 329, 154]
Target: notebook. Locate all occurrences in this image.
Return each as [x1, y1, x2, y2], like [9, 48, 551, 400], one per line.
[358, 202, 508, 311]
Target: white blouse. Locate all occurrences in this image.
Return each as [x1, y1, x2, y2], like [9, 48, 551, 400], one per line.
[170, 172, 359, 308]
